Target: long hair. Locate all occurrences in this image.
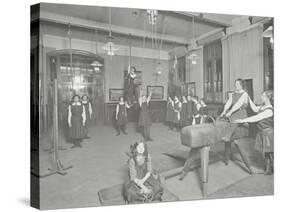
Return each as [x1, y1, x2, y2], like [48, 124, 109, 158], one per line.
[129, 140, 149, 162]
[264, 90, 274, 106]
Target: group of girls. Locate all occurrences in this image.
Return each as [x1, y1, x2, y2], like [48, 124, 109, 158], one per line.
[123, 88, 274, 204]
[165, 95, 208, 131]
[67, 94, 93, 148]
[221, 78, 274, 175]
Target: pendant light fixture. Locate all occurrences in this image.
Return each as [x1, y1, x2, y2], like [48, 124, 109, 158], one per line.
[187, 16, 200, 65]
[67, 23, 75, 90]
[127, 34, 132, 71]
[91, 28, 104, 68]
[102, 7, 118, 56]
[155, 17, 166, 75]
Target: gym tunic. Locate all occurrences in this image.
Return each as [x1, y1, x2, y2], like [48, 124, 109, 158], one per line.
[166, 101, 174, 122]
[255, 107, 274, 153]
[117, 103, 128, 126]
[229, 91, 248, 121]
[138, 102, 152, 126]
[68, 103, 85, 139]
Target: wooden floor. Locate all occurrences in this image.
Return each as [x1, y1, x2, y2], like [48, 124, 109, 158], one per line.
[37, 123, 273, 210]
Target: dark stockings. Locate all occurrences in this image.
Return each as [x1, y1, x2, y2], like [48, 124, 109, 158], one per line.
[71, 139, 83, 148]
[264, 152, 274, 175]
[116, 124, 127, 135]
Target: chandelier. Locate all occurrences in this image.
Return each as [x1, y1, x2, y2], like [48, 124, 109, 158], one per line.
[102, 8, 118, 56]
[187, 16, 200, 65]
[91, 60, 103, 67]
[187, 51, 200, 65]
[147, 9, 158, 25]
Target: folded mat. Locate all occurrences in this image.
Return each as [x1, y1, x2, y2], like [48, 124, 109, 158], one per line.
[98, 184, 179, 206]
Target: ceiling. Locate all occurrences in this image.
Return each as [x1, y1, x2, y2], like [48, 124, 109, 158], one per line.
[39, 3, 245, 45]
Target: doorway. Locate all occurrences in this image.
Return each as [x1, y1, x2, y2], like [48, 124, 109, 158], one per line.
[47, 49, 105, 128]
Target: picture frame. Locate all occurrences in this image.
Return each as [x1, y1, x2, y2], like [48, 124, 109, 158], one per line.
[147, 86, 164, 100]
[109, 88, 124, 102]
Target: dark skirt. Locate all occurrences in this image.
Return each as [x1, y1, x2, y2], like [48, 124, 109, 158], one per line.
[166, 104, 174, 122]
[138, 104, 152, 126]
[255, 128, 274, 154]
[117, 114, 127, 126]
[124, 174, 163, 203]
[69, 116, 85, 139]
[222, 122, 249, 141]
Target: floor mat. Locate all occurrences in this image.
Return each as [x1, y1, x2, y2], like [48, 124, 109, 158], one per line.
[98, 184, 179, 206]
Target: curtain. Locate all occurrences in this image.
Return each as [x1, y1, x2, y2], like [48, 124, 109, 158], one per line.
[168, 56, 185, 98]
[222, 24, 264, 102]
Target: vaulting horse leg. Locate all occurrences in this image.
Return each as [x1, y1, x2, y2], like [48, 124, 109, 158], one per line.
[201, 146, 210, 197]
[224, 141, 232, 165]
[179, 148, 198, 181]
[233, 140, 253, 175]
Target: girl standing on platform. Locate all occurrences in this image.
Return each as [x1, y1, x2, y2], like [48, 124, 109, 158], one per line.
[234, 90, 274, 175]
[173, 96, 182, 131]
[124, 141, 164, 203]
[115, 96, 131, 136]
[165, 96, 175, 130]
[81, 95, 92, 139]
[68, 95, 86, 148]
[138, 92, 153, 141]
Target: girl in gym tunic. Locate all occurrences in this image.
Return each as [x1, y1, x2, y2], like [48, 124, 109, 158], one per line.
[234, 90, 274, 175]
[68, 95, 86, 148]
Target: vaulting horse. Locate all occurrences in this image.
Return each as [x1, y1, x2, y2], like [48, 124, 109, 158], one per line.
[179, 116, 252, 196]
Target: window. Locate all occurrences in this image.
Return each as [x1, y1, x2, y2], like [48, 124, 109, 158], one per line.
[203, 40, 223, 103]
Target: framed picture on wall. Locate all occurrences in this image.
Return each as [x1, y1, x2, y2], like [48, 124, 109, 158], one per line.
[109, 88, 124, 102]
[187, 82, 196, 97]
[147, 86, 164, 100]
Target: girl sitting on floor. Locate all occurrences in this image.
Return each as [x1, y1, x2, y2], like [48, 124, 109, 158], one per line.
[124, 141, 164, 203]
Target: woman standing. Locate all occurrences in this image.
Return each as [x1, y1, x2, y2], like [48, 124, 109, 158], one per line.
[173, 96, 182, 131]
[165, 96, 175, 130]
[81, 95, 92, 139]
[68, 95, 86, 148]
[138, 92, 153, 141]
[220, 79, 249, 141]
[124, 141, 164, 203]
[234, 90, 274, 175]
[115, 96, 130, 135]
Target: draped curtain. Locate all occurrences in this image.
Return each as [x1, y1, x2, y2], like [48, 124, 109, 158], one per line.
[168, 56, 185, 98]
[222, 25, 264, 102]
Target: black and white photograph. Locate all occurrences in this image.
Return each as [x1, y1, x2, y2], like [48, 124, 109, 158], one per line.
[29, 1, 275, 210]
